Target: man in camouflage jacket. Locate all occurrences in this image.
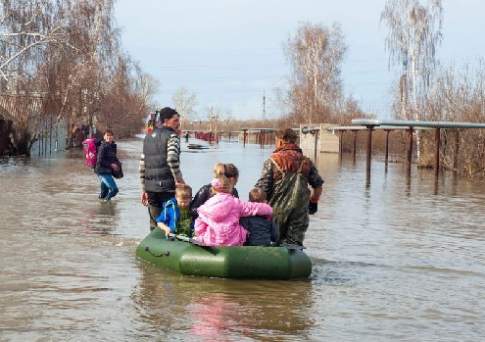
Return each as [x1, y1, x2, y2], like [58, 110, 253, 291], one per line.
[255, 129, 323, 246]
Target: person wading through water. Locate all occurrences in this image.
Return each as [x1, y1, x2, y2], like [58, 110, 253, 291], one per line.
[95, 129, 120, 202]
[255, 128, 323, 246]
[139, 107, 185, 230]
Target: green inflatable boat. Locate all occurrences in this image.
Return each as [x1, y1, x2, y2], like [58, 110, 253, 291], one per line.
[136, 229, 312, 279]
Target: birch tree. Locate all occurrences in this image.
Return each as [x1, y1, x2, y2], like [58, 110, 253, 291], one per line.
[381, 0, 443, 120]
[285, 23, 346, 124]
[0, 0, 80, 151]
[381, 0, 443, 159]
[0, 0, 156, 155]
[172, 87, 198, 128]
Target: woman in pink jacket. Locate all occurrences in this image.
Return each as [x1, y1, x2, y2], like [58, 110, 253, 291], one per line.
[194, 172, 273, 246]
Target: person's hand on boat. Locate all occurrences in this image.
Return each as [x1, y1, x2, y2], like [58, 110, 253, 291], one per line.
[157, 223, 171, 238]
[141, 192, 149, 206]
[308, 201, 318, 215]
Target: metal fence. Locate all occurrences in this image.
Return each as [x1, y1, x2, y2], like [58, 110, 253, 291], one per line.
[30, 117, 68, 157]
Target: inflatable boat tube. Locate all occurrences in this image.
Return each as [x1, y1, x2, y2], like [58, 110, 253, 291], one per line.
[136, 229, 312, 280]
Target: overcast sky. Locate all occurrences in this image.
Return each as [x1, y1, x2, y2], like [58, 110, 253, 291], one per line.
[115, 0, 485, 119]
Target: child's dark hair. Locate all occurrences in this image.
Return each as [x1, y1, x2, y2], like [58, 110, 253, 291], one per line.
[225, 163, 239, 179]
[249, 188, 266, 202]
[104, 129, 114, 136]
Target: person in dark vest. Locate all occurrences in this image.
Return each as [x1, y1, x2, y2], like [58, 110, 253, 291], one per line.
[139, 107, 185, 230]
[255, 128, 323, 246]
[95, 129, 120, 201]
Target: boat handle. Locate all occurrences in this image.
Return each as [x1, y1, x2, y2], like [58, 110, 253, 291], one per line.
[145, 246, 170, 257]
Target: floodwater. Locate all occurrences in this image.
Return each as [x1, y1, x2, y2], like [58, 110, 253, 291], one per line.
[1, 138, 484, 341]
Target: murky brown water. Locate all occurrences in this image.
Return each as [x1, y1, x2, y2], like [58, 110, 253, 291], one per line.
[1, 138, 485, 341]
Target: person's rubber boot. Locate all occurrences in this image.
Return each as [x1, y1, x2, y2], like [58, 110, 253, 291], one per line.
[105, 188, 119, 201]
[98, 190, 108, 201]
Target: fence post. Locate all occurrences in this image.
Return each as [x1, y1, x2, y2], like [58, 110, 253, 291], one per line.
[352, 130, 357, 162]
[384, 129, 391, 171]
[434, 128, 441, 178]
[366, 126, 374, 175]
[339, 131, 344, 158]
[453, 130, 460, 172]
[313, 129, 319, 162]
[406, 127, 414, 175]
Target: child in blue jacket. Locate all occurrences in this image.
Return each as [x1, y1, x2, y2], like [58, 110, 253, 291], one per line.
[156, 185, 192, 237]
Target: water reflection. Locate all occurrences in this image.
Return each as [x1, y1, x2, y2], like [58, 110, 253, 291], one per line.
[80, 201, 119, 235]
[132, 262, 314, 340]
[188, 294, 243, 342]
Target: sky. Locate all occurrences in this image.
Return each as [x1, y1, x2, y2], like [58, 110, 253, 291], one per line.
[115, 0, 485, 120]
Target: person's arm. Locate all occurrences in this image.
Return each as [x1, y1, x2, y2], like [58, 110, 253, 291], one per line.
[310, 186, 323, 203]
[167, 133, 184, 184]
[167, 203, 178, 232]
[109, 144, 121, 172]
[194, 218, 208, 238]
[307, 163, 324, 214]
[112, 143, 118, 160]
[189, 185, 210, 220]
[157, 222, 171, 237]
[139, 153, 148, 205]
[254, 159, 274, 199]
[308, 164, 324, 202]
[239, 200, 273, 218]
[95, 143, 106, 171]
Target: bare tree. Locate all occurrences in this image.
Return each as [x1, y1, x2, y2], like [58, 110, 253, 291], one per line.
[0, 0, 156, 155]
[418, 62, 485, 176]
[381, 0, 443, 158]
[205, 105, 228, 137]
[134, 67, 159, 112]
[381, 0, 443, 119]
[0, 1, 75, 85]
[172, 87, 198, 128]
[285, 22, 347, 124]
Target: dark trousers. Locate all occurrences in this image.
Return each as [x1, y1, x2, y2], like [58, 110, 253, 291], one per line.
[147, 191, 174, 230]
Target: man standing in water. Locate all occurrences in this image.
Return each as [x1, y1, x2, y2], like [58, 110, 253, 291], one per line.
[255, 128, 323, 246]
[139, 107, 185, 230]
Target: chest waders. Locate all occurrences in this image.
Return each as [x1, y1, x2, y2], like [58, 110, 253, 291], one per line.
[268, 159, 310, 245]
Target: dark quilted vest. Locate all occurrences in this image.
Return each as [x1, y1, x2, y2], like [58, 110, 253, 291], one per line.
[143, 127, 175, 193]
